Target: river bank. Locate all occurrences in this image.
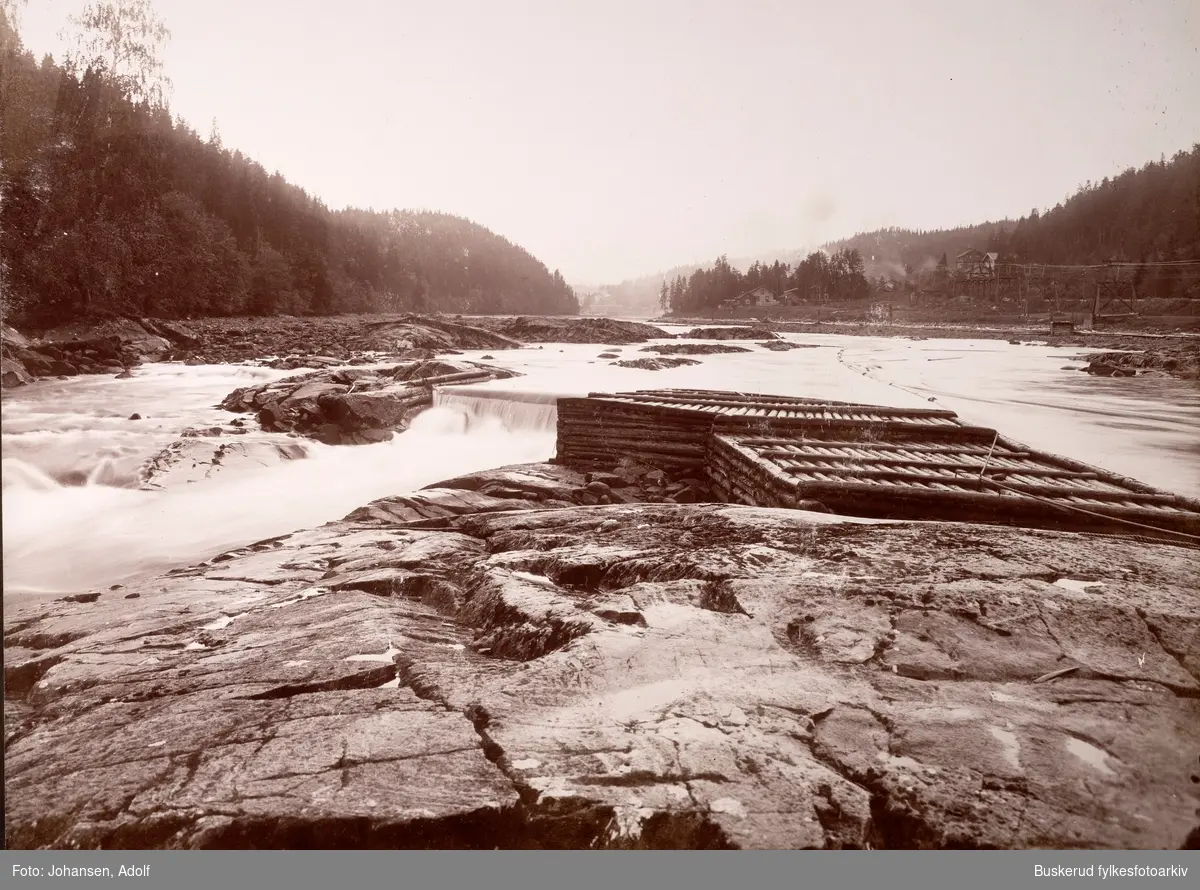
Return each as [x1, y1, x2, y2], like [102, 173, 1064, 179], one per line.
[5, 460, 1199, 850]
[1, 315, 671, 389]
[6, 314, 1199, 387]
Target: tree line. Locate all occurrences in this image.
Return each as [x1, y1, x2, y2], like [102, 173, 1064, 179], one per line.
[658, 248, 870, 314]
[0, 4, 578, 331]
[825, 145, 1200, 299]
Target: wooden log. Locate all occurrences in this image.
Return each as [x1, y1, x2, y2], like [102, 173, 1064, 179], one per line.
[996, 434, 1200, 511]
[714, 432, 1190, 518]
[610, 389, 959, 418]
[727, 438, 1025, 456]
[714, 417, 999, 442]
[783, 479, 1200, 530]
[747, 454, 1080, 476]
[616, 395, 960, 419]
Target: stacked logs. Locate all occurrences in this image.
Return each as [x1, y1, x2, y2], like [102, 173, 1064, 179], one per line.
[554, 396, 712, 472]
[554, 389, 1200, 544]
[554, 389, 992, 474]
[707, 434, 797, 508]
[710, 431, 1200, 541]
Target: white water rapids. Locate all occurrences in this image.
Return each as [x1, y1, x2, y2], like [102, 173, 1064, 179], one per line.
[4, 329, 1198, 601]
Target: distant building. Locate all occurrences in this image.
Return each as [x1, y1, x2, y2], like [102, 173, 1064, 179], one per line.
[735, 286, 778, 308]
[954, 249, 998, 279]
[780, 287, 804, 305]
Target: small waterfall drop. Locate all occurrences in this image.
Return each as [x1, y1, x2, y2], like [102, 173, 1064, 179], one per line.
[432, 385, 560, 433]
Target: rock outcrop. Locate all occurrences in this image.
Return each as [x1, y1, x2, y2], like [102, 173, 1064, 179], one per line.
[683, 327, 781, 341]
[5, 462, 1198, 850]
[220, 360, 520, 445]
[1, 314, 675, 383]
[171, 316, 521, 367]
[1081, 361, 1135, 378]
[39, 318, 174, 358]
[139, 435, 312, 489]
[758, 341, 818, 351]
[611, 357, 702, 371]
[2, 323, 34, 387]
[0, 317, 210, 387]
[639, 344, 751, 356]
[1081, 345, 1200, 381]
[463, 316, 668, 345]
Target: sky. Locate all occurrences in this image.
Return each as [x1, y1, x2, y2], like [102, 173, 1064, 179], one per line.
[12, 0, 1200, 285]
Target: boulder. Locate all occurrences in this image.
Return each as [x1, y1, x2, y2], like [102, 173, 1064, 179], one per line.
[47, 360, 78, 376]
[1, 322, 31, 349]
[318, 390, 422, 432]
[138, 317, 202, 347]
[1085, 362, 1132, 378]
[1, 353, 32, 388]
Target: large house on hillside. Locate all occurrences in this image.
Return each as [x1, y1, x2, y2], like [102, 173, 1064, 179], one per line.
[955, 249, 999, 279]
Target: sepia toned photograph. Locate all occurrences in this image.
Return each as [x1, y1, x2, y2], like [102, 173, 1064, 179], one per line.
[2, 0, 1199, 865]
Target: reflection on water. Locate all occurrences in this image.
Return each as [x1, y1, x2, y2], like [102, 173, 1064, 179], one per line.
[4, 335, 1198, 599]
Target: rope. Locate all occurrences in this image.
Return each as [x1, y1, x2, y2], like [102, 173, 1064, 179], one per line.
[978, 432, 999, 481]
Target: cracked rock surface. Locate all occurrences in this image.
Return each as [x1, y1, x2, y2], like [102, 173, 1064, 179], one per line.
[5, 463, 1199, 850]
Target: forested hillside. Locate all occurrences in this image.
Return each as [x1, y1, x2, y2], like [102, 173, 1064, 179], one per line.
[825, 146, 1200, 298]
[0, 6, 577, 331]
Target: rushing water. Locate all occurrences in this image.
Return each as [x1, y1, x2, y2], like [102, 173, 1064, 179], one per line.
[4, 332, 1198, 601]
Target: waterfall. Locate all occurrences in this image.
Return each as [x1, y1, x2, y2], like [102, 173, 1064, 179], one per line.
[432, 385, 560, 433]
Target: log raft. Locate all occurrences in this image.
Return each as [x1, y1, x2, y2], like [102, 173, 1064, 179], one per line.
[555, 388, 1200, 544]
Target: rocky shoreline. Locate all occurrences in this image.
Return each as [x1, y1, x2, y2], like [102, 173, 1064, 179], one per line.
[6, 314, 1198, 386]
[1, 315, 672, 389]
[5, 460, 1199, 850]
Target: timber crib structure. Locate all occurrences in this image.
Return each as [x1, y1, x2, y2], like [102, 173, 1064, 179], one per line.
[554, 388, 1200, 544]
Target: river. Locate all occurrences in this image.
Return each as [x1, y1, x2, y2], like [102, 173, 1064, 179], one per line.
[4, 328, 1198, 601]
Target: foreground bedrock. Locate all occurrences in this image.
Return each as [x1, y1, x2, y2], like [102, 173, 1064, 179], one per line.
[5, 463, 1199, 850]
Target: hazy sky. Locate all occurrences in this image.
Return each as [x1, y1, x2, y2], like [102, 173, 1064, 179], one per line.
[14, 0, 1200, 284]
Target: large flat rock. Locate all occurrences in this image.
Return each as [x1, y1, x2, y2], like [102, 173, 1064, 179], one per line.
[5, 464, 1199, 850]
